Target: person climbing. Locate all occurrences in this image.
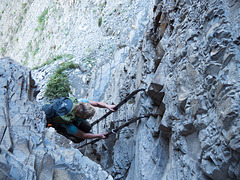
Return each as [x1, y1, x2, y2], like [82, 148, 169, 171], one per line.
[42, 97, 117, 143]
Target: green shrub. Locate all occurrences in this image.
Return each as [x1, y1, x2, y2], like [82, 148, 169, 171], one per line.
[44, 61, 79, 99]
[44, 72, 71, 99]
[55, 61, 79, 74]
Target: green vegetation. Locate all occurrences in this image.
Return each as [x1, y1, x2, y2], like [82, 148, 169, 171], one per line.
[0, 15, 2, 20]
[37, 9, 48, 31]
[22, 3, 27, 8]
[63, 27, 70, 36]
[15, 27, 19, 33]
[57, 45, 62, 50]
[32, 44, 39, 56]
[87, 45, 92, 52]
[28, 41, 33, 51]
[23, 51, 29, 59]
[96, 2, 106, 28]
[19, 16, 23, 23]
[98, 16, 102, 27]
[1, 47, 6, 55]
[22, 3, 27, 14]
[26, 38, 41, 57]
[44, 61, 79, 99]
[55, 61, 79, 74]
[82, 57, 96, 69]
[23, 60, 28, 66]
[32, 54, 74, 70]
[98, 2, 106, 13]
[44, 72, 71, 99]
[53, 54, 74, 61]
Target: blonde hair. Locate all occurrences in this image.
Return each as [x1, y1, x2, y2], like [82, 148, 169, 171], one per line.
[74, 102, 95, 119]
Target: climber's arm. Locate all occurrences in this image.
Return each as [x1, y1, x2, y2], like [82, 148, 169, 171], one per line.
[89, 101, 117, 111]
[74, 129, 108, 139]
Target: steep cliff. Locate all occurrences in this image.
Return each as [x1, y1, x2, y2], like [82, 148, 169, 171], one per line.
[0, 58, 112, 179]
[80, 1, 240, 179]
[0, 0, 239, 180]
[130, 0, 240, 179]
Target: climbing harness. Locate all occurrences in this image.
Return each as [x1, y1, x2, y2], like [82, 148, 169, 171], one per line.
[91, 88, 146, 126]
[77, 115, 150, 149]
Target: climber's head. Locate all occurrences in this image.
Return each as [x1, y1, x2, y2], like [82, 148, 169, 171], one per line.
[74, 102, 95, 119]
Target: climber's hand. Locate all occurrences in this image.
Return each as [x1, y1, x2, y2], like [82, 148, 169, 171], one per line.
[106, 104, 117, 112]
[99, 133, 109, 139]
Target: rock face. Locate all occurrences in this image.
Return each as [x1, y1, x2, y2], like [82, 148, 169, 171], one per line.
[145, 1, 240, 179]
[0, 0, 239, 180]
[80, 0, 240, 179]
[0, 58, 112, 180]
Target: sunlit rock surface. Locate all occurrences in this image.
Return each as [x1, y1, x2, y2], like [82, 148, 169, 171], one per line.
[0, 58, 112, 180]
[0, 0, 239, 179]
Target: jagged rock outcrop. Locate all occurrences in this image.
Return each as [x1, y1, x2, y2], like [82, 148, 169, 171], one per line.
[0, 0, 239, 180]
[127, 0, 240, 179]
[79, 0, 240, 179]
[0, 58, 112, 179]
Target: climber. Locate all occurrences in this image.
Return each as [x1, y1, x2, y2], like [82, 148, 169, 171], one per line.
[42, 97, 117, 143]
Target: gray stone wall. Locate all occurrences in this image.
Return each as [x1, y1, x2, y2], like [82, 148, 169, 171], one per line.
[0, 58, 112, 180]
[114, 0, 239, 179]
[85, 0, 240, 179]
[0, 0, 239, 179]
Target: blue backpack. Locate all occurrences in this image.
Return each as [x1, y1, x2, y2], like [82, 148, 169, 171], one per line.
[42, 97, 79, 124]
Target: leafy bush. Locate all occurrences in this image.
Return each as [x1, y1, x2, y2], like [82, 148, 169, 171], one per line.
[44, 72, 71, 99]
[44, 61, 79, 99]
